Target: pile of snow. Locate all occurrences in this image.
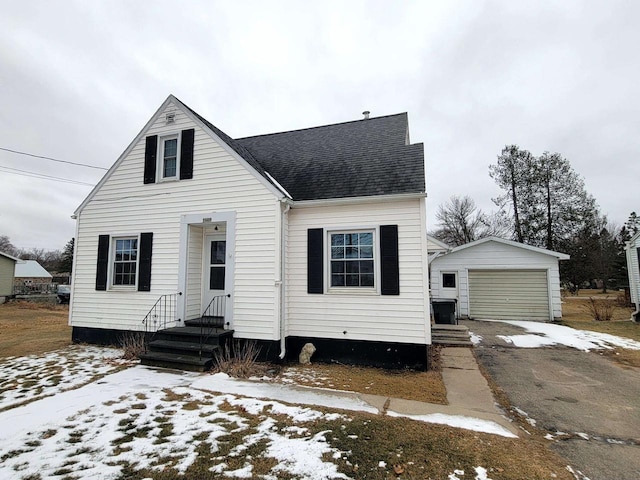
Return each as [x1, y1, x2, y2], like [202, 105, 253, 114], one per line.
[488, 320, 640, 351]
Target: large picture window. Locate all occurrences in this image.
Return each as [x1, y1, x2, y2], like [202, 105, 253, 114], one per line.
[113, 237, 138, 286]
[330, 231, 375, 287]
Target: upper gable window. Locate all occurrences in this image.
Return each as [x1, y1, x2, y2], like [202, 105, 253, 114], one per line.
[144, 129, 195, 184]
[161, 135, 179, 180]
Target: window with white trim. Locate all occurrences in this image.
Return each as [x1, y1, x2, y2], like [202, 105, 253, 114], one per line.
[112, 237, 138, 286]
[160, 135, 179, 180]
[442, 273, 456, 288]
[329, 231, 375, 288]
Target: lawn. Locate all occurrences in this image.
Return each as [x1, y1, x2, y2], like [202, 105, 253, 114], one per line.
[0, 301, 583, 479]
[561, 290, 640, 367]
[0, 301, 71, 358]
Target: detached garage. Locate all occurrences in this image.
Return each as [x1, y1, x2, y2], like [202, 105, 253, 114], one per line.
[430, 237, 569, 322]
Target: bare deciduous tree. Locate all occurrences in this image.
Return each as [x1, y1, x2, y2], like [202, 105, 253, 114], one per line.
[432, 195, 509, 247]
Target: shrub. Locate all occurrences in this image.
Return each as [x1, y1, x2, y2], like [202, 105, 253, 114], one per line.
[119, 331, 147, 360]
[212, 340, 265, 378]
[584, 297, 616, 322]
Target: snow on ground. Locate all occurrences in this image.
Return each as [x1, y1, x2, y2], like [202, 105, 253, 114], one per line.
[0, 367, 349, 480]
[0, 347, 521, 478]
[483, 319, 640, 351]
[0, 345, 124, 410]
[386, 411, 517, 438]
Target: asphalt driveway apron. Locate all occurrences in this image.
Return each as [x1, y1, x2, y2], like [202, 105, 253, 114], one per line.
[464, 319, 640, 480]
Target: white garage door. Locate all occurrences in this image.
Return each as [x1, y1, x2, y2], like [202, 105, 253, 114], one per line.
[468, 269, 550, 321]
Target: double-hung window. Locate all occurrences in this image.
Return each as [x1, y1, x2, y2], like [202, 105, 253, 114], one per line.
[112, 237, 138, 286]
[330, 231, 375, 288]
[160, 135, 179, 180]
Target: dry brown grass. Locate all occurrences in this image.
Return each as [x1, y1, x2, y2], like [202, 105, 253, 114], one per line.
[278, 362, 448, 405]
[562, 291, 640, 367]
[0, 301, 71, 358]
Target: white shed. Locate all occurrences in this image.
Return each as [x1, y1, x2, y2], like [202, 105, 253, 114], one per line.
[430, 237, 569, 322]
[625, 230, 640, 321]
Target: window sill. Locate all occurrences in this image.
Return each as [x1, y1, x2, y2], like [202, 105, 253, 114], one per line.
[325, 287, 379, 296]
[108, 285, 137, 291]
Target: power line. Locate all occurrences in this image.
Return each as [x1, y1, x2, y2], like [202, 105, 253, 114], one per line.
[0, 165, 95, 186]
[0, 146, 108, 170]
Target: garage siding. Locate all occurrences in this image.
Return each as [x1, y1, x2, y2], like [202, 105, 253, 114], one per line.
[468, 269, 550, 321]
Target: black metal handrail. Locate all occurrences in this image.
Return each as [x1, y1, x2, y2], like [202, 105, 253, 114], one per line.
[142, 292, 182, 336]
[200, 293, 230, 358]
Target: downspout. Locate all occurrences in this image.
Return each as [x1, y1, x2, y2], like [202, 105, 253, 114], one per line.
[279, 201, 291, 358]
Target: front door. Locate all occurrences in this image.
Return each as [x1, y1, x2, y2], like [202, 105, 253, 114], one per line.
[203, 234, 227, 314]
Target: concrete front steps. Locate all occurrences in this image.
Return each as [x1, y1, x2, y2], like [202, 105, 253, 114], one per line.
[431, 324, 473, 347]
[139, 317, 233, 371]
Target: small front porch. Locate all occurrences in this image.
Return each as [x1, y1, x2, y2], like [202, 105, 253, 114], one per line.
[139, 293, 233, 372]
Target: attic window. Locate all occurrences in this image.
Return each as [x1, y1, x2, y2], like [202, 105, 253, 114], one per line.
[160, 135, 179, 180]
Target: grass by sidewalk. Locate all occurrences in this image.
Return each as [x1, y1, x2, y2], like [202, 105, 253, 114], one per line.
[562, 290, 640, 367]
[0, 301, 71, 358]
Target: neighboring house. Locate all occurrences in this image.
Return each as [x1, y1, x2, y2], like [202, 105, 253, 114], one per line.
[70, 95, 430, 368]
[430, 237, 569, 322]
[426, 234, 451, 264]
[14, 260, 53, 292]
[625, 230, 640, 321]
[0, 251, 19, 302]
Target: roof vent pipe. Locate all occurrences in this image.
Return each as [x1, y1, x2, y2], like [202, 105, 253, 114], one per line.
[362, 110, 370, 120]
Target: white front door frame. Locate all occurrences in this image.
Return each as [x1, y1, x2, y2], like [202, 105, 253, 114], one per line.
[178, 211, 236, 327]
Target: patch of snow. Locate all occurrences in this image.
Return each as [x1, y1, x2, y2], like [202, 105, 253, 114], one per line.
[378, 461, 387, 468]
[512, 406, 537, 426]
[386, 411, 517, 438]
[484, 319, 640, 351]
[474, 466, 493, 480]
[470, 333, 483, 345]
[0, 345, 124, 410]
[575, 432, 590, 440]
[192, 373, 378, 414]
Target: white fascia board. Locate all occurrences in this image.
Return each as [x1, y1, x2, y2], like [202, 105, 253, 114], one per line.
[172, 97, 286, 201]
[75, 95, 286, 216]
[75, 95, 177, 215]
[626, 230, 640, 249]
[426, 234, 451, 251]
[448, 236, 570, 260]
[292, 192, 426, 209]
[0, 251, 20, 262]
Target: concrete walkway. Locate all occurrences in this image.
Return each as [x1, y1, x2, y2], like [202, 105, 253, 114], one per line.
[357, 347, 519, 436]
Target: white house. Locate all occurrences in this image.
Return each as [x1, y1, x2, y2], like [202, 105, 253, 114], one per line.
[430, 237, 569, 322]
[625, 230, 640, 321]
[69, 95, 430, 369]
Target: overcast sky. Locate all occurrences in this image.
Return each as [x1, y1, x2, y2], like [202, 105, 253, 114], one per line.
[1, 0, 638, 251]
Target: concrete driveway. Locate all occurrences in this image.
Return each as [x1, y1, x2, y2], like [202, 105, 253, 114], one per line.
[464, 319, 640, 480]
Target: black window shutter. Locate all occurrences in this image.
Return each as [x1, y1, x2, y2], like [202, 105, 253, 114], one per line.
[180, 128, 195, 180]
[95, 235, 110, 291]
[143, 135, 157, 184]
[138, 232, 153, 292]
[307, 228, 323, 294]
[380, 225, 400, 295]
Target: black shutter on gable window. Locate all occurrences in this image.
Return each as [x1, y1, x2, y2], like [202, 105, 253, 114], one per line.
[144, 135, 158, 184]
[380, 225, 400, 295]
[179, 128, 195, 180]
[96, 235, 110, 291]
[307, 228, 324, 294]
[138, 232, 153, 292]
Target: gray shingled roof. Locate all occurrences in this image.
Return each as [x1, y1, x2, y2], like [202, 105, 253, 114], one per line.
[181, 99, 425, 201]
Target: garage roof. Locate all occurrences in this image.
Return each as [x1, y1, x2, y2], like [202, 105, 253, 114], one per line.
[447, 237, 570, 260]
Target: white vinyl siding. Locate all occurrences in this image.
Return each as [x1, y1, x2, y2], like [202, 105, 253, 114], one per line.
[71, 100, 280, 340]
[287, 198, 430, 345]
[468, 269, 550, 321]
[431, 240, 563, 321]
[626, 234, 640, 309]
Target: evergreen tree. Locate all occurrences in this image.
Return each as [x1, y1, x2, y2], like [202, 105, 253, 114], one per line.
[58, 238, 75, 273]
